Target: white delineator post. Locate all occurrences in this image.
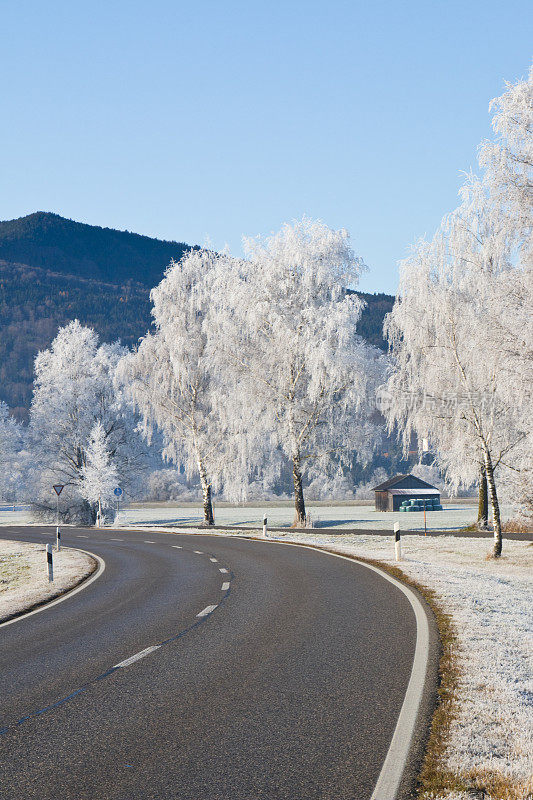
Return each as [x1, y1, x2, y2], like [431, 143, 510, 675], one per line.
[263, 516, 268, 538]
[56, 526, 61, 551]
[46, 544, 53, 582]
[394, 522, 401, 561]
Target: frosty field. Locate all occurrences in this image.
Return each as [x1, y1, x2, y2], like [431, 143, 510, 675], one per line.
[1, 500, 518, 533]
[116, 500, 509, 532]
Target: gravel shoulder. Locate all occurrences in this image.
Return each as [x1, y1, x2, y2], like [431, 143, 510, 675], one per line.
[0, 540, 96, 623]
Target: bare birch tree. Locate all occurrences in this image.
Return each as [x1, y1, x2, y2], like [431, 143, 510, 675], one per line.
[117, 248, 239, 525]
[212, 218, 384, 526]
[383, 66, 532, 555]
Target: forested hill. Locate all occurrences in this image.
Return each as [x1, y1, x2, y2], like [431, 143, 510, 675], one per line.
[0, 212, 191, 287]
[0, 213, 394, 419]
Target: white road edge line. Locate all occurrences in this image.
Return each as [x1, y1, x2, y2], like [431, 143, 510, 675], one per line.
[196, 604, 217, 617]
[114, 645, 160, 668]
[329, 554, 430, 800]
[250, 538, 430, 800]
[0, 547, 106, 630]
[221, 582, 230, 591]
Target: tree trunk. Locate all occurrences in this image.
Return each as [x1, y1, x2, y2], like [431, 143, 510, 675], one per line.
[292, 458, 306, 527]
[483, 447, 502, 557]
[198, 459, 214, 526]
[477, 464, 488, 529]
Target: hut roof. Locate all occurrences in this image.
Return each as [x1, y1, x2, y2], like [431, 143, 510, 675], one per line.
[373, 473, 438, 492]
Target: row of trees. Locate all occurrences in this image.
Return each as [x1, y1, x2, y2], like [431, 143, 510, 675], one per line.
[0, 323, 147, 524]
[0, 221, 385, 525]
[119, 220, 385, 525]
[382, 67, 532, 556]
[1, 69, 530, 543]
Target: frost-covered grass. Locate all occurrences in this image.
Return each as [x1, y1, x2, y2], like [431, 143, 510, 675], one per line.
[146, 525, 531, 800]
[116, 501, 508, 532]
[0, 506, 33, 526]
[0, 501, 518, 533]
[0, 540, 95, 622]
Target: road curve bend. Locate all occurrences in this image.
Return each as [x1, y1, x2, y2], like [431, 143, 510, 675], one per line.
[0, 526, 437, 800]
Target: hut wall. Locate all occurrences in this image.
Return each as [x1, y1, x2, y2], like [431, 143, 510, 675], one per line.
[375, 491, 389, 512]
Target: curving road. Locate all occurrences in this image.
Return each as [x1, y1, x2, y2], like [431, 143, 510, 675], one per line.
[0, 526, 430, 800]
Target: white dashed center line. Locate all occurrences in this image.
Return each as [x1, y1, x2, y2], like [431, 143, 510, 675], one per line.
[76, 535, 88, 538]
[110, 538, 123, 541]
[221, 582, 230, 591]
[171, 545, 182, 549]
[197, 605, 217, 617]
[194, 550, 203, 554]
[144, 541, 156, 544]
[219, 568, 228, 574]
[209, 557, 218, 563]
[114, 646, 160, 668]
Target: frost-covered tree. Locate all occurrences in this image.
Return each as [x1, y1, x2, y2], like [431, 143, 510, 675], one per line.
[411, 462, 446, 494]
[78, 421, 119, 525]
[0, 402, 29, 504]
[384, 68, 532, 557]
[384, 190, 528, 555]
[144, 469, 201, 502]
[354, 468, 389, 501]
[29, 321, 146, 523]
[117, 249, 242, 525]
[479, 65, 533, 253]
[212, 219, 385, 526]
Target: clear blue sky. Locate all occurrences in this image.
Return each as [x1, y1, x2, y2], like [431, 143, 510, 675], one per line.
[1, 0, 531, 293]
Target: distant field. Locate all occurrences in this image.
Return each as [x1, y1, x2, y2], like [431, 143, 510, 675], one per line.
[0, 499, 510, 532]
[118, 501, 486, 532]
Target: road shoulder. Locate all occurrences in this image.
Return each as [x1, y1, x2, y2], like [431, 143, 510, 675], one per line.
[0, 539, 98, 626]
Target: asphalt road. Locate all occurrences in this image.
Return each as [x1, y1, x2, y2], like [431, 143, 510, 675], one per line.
[0, 526, 425, 800]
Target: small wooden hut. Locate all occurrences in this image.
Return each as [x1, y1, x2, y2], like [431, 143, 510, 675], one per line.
[373, 474, 440, 512]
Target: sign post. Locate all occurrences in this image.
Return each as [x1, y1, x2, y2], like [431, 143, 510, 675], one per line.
[114, 487, 123, 525]
[53, 484, 64, 551]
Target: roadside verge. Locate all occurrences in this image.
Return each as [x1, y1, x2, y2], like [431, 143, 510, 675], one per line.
[0, 540, 104, 627]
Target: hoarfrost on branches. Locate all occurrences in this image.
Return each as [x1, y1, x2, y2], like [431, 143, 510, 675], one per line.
[212, 218, 385, 525]
[78, 421, 119, 524]
[144, 470, 201, 503]
[29, 320, 146, 524]
[383, 67, 533, 555]
[117, 248, 246, 525]
[0, 402, 29, 504]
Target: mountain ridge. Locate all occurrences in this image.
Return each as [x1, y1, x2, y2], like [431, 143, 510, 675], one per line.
[0, 211, 192, 287]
